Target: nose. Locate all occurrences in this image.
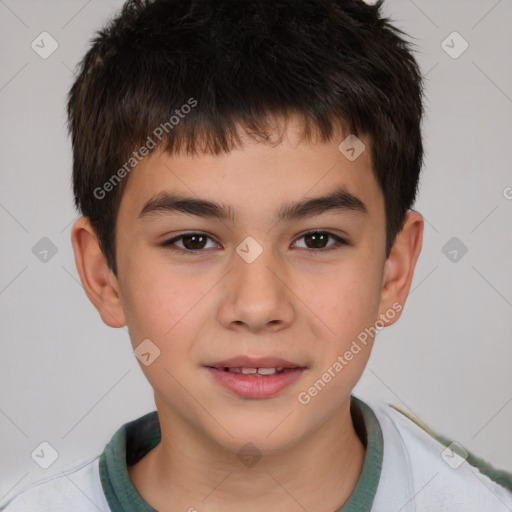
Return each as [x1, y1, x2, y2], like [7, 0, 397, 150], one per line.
[217, 244, 295, 334]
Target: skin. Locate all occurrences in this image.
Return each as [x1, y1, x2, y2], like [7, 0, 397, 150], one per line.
[72, 116, 423, 512]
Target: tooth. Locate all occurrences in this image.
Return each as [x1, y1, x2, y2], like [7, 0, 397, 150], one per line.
[240, 367, 257, 374]
[257, 368, 277, 376]
[276, 367, 284, 371]
[229, 368, 241, 374]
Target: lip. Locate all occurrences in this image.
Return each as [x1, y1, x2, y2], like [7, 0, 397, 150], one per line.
[206, 356, 306, 399]
[209, 356, 303, 369]
[207, 367, 304, 398]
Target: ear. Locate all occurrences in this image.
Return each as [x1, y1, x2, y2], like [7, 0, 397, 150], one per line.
[377, 210, 424, 327]
[71, 217, 126, 328]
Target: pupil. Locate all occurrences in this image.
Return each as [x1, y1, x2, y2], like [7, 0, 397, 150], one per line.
[183, 234, 206, 250]
[305, 233, 327, 249]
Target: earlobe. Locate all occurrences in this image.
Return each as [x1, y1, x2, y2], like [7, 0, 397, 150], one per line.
[377, 210, 424, 327]
[71, 217, 126, 328]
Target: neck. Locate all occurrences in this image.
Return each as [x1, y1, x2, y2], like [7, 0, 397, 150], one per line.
[128, 397, 365, 512]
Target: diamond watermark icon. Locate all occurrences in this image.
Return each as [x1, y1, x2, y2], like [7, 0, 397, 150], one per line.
[441, 32, 468, 60]
[236, 236, 263, 264]
[442, 237, 468, 263]
[31, 441, 59, 469]
[338, 134, 365, 161]
[134, 339, 161, 366]
[237, 443, 263, 468]
[441, 441, 468, 469]
[31, 32, 59, 59]
[32, 237, 58, 263]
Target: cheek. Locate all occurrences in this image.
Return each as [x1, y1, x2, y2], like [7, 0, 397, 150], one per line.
[297, 268, 381, 413]
[304, 258, 383, 346]
[118, 253, 211, 347]
[118, 265, 208, 391]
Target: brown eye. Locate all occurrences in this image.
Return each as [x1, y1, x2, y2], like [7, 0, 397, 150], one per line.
[161, 233, 219, 252]
[293, 231, 349, 251]
[181, 234, 208, 250]
[304, 232, 330, 249]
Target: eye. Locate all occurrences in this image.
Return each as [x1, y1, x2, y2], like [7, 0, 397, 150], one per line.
[161, 232, 220, 252]
[292, 231, 349, 251]
[160, 230, 349, 254]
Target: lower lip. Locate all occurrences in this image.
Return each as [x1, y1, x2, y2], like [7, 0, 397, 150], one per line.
[207, 368, 304, 398]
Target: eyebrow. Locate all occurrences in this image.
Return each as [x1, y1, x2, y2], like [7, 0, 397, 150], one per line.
[138, 186, 368, 223]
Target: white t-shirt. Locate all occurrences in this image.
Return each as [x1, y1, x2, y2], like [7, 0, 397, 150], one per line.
[1, 396, 511, 511]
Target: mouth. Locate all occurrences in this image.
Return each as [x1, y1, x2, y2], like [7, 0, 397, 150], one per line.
[209, 366, 299, 376]
[206, 356, 306, 398]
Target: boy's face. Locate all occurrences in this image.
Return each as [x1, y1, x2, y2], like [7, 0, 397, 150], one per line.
[74, 117, 422, 454]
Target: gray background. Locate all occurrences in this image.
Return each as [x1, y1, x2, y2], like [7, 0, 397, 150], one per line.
[1, 0, 511, 502]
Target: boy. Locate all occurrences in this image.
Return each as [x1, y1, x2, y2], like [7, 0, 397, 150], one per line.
[2, 0, 511, 510]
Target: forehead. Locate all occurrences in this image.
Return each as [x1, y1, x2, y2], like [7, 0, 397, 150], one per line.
[119, 119, 384, 225]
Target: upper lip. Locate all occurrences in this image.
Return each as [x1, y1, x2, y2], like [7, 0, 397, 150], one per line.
[207, 356, 305, 369]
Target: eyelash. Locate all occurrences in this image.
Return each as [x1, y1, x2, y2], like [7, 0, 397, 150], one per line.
[160, 231, 350, 254]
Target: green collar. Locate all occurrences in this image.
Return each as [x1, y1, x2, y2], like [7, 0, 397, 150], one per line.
[99, 395, 383, 511]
